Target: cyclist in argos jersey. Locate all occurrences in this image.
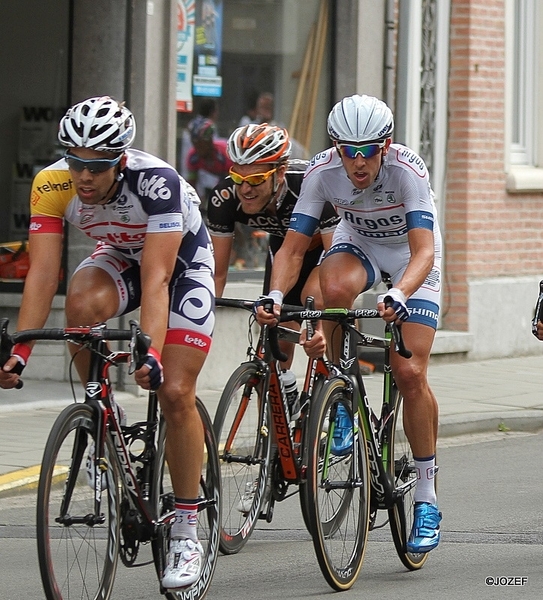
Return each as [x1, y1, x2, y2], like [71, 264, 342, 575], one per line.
[256, 94, 443, 554]
[0, 96, 214, 589]
[207, 123, 339, 369]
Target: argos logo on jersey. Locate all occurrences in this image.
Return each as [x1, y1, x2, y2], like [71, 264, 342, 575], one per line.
[137, 173, 172, 200]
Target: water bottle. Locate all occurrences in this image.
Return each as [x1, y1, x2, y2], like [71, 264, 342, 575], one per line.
[280, 369, 300, 420]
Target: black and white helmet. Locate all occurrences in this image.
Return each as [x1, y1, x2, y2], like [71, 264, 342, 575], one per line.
[58, 96, 136, 152]
[327, 94, 394, 143]
[227, 124, 292, 165]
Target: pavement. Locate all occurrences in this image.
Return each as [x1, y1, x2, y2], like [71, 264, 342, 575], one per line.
[1, 354, 543, 495]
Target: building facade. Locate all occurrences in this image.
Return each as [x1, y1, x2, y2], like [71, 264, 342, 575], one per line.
[0, 0, 541, 385]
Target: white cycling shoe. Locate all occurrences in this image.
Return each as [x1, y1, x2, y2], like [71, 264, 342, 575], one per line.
[162, 538, 204, 589]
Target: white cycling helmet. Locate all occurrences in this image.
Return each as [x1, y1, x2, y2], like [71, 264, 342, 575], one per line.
[227, 123, 292, 165]
[327, 94, 394, 143]
[58, 96, 136, 152]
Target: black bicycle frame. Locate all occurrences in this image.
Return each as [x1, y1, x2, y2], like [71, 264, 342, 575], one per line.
[334, 317, 397, 508]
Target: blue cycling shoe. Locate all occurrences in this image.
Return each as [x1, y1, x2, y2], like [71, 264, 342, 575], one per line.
[407, 502, 442, 553]
[330, 403, 353, 456]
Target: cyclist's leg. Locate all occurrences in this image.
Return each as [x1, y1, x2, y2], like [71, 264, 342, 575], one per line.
[391, 322, 438, 459]
[65, 244, 140, 382]
[160, 344, 208, 500]
[160, 241, 215, 589]
[319, 224, 381, 361]
[388, 256, 442, 552]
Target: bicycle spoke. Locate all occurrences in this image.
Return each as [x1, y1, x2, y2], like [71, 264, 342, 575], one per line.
[37, 403, 119, 600]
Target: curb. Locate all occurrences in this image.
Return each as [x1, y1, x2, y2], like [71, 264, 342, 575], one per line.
[2, 410, 542, 498]
[438, 410, 543, 438]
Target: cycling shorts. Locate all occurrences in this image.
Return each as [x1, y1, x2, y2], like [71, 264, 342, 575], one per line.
[74, 230, 215, 353]
[325, 223, 441, 329]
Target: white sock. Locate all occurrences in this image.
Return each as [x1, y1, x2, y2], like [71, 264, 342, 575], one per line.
[171, 499, 198, 541]
[413, 455, 438, 504]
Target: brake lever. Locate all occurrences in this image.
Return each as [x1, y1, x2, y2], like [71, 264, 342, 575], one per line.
[128, 320, 151, 373]
[384, 299, 412, 359]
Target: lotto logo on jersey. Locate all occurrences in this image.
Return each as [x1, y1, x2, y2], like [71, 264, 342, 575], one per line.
[137, 172, 172, 200]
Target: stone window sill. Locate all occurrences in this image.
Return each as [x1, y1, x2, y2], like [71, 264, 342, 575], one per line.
[506, 165, 543, 193]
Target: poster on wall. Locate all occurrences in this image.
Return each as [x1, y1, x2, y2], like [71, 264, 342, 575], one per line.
[193, 0, 223, 97]
[176, 0, 196, 112]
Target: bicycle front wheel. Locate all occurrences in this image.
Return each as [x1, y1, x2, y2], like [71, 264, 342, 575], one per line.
[152, 398, 221, 600]
[305, 377, 370, 591]
[36, 402, 120, 600]
[387, 388, 429, 570]
[212, 361, 271, 554]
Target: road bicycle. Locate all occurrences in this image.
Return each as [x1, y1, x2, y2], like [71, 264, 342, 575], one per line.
[278, 302, 429, 590]
[0, 318, 220, 600]
[212, 297, 329, 556]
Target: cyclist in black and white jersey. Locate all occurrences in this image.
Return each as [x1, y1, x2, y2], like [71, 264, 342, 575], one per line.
[0, 96, 214, 590]
[208, 124, 339, 370]
[257, 95, 443, 554]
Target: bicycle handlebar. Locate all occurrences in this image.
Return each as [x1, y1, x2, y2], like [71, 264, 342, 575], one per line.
[216, 297, 412, 359]
[0, 318, 152, 388]
[279, 306, 412, 359]
[216, 297, 294, 363]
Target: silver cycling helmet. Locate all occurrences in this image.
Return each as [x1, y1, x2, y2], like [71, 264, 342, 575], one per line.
[327, 94, 394, 143]
[58, 96, 136, 152]
[227, 123, 292, 165]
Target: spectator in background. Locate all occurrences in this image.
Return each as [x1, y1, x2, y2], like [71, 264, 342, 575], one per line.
[185, 115, 232, 217]
[180, 97, 220, 181]
[239, 91, 308, 160]
[239, 91, 275, 127]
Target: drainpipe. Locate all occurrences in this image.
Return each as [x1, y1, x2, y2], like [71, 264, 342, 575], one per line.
[384, 0, 396, 108]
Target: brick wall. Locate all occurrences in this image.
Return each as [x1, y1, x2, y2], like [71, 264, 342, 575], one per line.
[444, 0, 543, 330]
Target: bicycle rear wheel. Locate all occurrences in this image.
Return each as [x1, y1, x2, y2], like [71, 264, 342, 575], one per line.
[152, 398, 221, 600]
[36, 403, 120, 600]
[212, 361, 271, 554]
[387, 387, 429, 570]
[305, 378, 370, 591]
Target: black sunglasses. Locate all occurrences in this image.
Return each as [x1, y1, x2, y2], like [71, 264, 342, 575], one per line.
[64, 151, 122, 174]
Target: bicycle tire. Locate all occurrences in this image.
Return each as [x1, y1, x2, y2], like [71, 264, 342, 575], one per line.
[212, 361, 272, 554]
[298, 374, 326, 535]
[36, 402, 120, 600]
[151, 398, 221, 600]
[305, 377, 370, 591]
[387, 388, 430, 570]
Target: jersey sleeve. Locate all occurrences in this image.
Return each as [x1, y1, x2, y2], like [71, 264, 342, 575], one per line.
[395, 151, 435, 232]
[133, 167, 185, 233]
[206, 180, 236, 237]
[289, 165, 328, 237]
[29, 165, 72, 234]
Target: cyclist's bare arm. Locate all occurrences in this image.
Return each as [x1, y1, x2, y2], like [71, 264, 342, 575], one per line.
[17, 232, 63, 332]
[256, 229, 312, 326]
[211, 235, 233, 297]
[0, 232, 62, 388]
[136, 229, 181, 387]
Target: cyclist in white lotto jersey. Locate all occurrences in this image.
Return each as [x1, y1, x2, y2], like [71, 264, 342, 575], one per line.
[0, 96, 215, 588]
[257, 94, 443, 554]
